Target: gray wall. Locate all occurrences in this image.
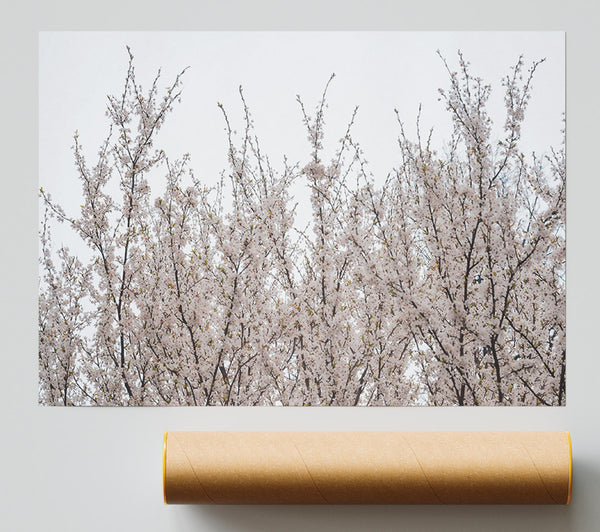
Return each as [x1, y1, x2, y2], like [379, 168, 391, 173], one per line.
[1, 1, 598, 530]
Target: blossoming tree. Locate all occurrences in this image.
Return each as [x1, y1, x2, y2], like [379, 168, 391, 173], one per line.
[39, 49, 565, 406]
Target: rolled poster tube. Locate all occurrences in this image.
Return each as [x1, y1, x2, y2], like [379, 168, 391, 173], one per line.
[163, 431, 572, 504]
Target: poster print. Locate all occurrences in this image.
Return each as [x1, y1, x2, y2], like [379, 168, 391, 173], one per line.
[39, 33, 565, 406]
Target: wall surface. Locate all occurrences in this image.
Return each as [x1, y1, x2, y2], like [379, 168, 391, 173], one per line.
[1, 1, 599, 531]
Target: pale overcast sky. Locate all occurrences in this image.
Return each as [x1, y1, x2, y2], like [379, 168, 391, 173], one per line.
[39, 32, 564, 250]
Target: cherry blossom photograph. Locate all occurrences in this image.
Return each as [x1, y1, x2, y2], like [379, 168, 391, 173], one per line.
[39, 32, 565, 406]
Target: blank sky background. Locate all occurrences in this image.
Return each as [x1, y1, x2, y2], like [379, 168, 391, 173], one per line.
[39, 31, 564, 251]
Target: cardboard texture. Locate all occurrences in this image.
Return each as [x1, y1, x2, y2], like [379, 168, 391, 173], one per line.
[163, 431, 572, 505]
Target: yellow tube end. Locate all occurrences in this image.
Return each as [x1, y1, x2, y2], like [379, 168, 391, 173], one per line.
[566, 431, 572, 505]
[163, 431, 168, 505]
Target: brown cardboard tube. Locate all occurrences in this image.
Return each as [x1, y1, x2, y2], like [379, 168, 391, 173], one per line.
[163, 431, 572, 505]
